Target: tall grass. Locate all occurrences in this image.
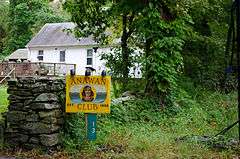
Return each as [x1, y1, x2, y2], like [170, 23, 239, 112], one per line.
[0, 80, 237, 158]
[63, 86, 239, 158]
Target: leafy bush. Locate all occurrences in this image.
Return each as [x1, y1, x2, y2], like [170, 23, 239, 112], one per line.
[62, 113, 86, 151]
[61, 79, 238, 156]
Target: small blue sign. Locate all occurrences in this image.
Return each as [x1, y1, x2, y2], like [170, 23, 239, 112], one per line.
[86, 113, 97, 141]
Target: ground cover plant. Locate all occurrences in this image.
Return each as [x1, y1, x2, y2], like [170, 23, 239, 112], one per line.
[0, 76, 238, 158]
[59, 82, 239, 159]
[0, 80, 239, 158]
[0, 0, 240, 158]
[0, 85, 8, 121]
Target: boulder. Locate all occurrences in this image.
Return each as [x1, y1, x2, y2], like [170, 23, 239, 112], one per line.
[8, 103, 24, 111]
[30, 103, 61, 110]
[18, 77, 36, 84]
[7, 111, 27, 122]
[50, 83, 64, 91]
[5, 133, 29, 143]
[7, 78, 18, 86]
[35, 93, 58, 102]
[7, 89, 32, 96]
[24, 99, 33, 106]
[41, 117, 57, 124]
[5, 127, 18, 133]
[26, 113, 39, 122]
[40, 133, 59, 146]
[112, 96, 135, 105]
[29, 137, 39, 144]
[39, 110, 62, 118]
[32, 84, 50, 93]
[20, 122, 60, 134]
[8, 95, 33, 101]
[23, 143, 40, 150]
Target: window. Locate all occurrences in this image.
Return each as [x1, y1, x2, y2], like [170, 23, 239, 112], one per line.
[37, 50, 44, 61]
[87, 49, 93, 65]
[60, 50, 65, 62]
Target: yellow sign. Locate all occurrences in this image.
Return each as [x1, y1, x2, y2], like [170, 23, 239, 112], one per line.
[65, 75, 111, 113]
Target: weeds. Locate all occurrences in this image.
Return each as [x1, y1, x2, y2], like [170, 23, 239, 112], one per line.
[62, 85, 238, 158]
[0, 85, 8, 121]
[1, 81, 238, 158]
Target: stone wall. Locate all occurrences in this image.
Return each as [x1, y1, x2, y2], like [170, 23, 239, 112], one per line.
[4, 77, 65, 149]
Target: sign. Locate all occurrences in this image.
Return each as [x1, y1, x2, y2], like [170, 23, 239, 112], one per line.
[66, 75, 111, 113]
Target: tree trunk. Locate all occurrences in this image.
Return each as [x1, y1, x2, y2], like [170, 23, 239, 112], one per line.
[121, 14, 129, 90]
[144, 38, 157, 95]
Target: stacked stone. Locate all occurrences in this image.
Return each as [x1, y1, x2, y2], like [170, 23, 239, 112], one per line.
[4, 77, 65, 149]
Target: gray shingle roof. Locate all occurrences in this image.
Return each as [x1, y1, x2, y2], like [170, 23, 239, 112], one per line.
[6, 49, 28, 60]
[26, 22, 98, 47]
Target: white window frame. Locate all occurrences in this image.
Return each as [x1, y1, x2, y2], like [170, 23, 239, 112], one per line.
[60, 50, 66, 62]
[37, 50, 44, 61]
[86, 49, 93, 65]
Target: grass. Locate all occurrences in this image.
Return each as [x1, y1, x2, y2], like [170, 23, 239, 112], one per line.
[60, 88, 239, 159]
[0, 85, 8, 120]
[64, 123, 238, 159]
[0, 82, 239, 158]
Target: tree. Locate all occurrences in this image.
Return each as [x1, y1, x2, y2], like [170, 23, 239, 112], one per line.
[131, 0, 190, 106]
[64, 0, 144, 90]
[3, 0, 68, 55]
[64, 0, 191, 105]
[0, 1, 9, 57]
[182, 0, 231, 89]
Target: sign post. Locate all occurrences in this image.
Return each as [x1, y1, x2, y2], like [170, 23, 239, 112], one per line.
[86, 113, 97, 140]
[85, 67, 96, 141]
[66, 68, 111, 141]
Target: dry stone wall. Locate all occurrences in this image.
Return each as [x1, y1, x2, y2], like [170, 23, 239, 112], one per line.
[4, 77, 65, 149]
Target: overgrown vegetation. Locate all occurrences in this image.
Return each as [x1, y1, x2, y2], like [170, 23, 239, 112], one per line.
[63, 0, 234, 106]
[0, 86, 8, 120]
[0, 79, 238, 158]
[0, 0, 239, 158]
[61, 79, 239, 158]
[0, 0, 69, 58]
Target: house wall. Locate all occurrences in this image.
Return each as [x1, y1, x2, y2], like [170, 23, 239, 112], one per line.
[28, 46, 108, 75]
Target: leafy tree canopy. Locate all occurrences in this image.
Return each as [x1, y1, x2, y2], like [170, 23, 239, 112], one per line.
[3, 0, 69, 56]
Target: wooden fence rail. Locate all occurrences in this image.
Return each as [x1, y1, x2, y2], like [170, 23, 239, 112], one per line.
[0, 62, 76, 78]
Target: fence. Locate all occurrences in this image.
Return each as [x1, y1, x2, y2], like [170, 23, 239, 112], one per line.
[0, 62, 76, 78]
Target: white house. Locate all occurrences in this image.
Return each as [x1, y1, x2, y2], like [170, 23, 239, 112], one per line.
[4, 22, 141, 77]
[26, 22, 109, 75]
[6, 49, 28, 62]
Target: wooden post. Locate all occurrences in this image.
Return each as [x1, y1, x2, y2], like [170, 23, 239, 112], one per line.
[54, 63, 56, 76]
[74, 64, 76, 75]
[13, 68, 16, 79]
[85, 67, 97, 141]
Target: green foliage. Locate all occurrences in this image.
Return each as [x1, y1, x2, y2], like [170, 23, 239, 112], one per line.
[64, 0, 192, 104]
[0, 85, 8, 121]
[61, 82, 238, 157]
[64, 0, 141, 87]
[63, 0, 109, 39]
[3, 0, 68, 56]
[136, 3, 191, 105]
[31, 2, 69, 34]
[99, 81, 237, 138]
[182, 0, 230, 88]
[62, 113, 86, 151]
[0, 1, 9, 56]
